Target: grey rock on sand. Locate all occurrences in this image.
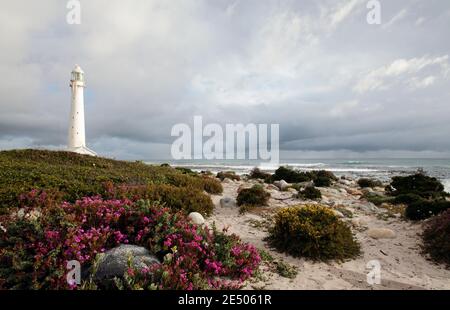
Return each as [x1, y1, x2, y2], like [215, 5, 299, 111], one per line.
[94, 245, 160, 281]
[220, 197, 237, 208]
[274, 180, 290, 191]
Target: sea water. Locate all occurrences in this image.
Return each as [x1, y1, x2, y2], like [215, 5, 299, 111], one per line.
[147, 158, 450, 193]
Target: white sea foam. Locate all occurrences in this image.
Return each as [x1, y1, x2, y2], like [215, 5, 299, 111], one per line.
[443, 179, 450, 194]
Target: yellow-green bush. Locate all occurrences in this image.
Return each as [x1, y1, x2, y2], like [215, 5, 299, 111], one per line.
[267, 205, 360, 261]
[200, 176, 223, 195]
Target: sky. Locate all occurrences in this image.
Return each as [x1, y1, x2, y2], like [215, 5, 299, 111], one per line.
[0, 0, 450, 160]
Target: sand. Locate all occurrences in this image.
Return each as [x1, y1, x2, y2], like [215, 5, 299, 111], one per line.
[206, 178, 450, 290]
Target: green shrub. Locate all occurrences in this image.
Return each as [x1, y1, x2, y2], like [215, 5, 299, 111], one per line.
[272, 167, 312, 183]
[267, 205, 360, 261]
[217, 171, 240, 181]
[362, 192, 394, 206]
[357, 178, 382, 188]
[297, 186, 322, 200]
[236, 185, 270, 207]
[314, 176, 331, 187]
[248, 168, 271, 180]
[0, 149, 220, 213]
[389, 173, 445, 198]
[175, 167, 197, 176]
[422, 209, 450, 267]
[385, 173, 448, 221]
[312, 170, 337, 181]
[405, 199, 450, 221]
[270, 167, 336, 186]
[393, 193, 424, 205]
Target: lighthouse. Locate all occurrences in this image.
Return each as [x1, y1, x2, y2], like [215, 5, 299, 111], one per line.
[68, 65, 96, 156]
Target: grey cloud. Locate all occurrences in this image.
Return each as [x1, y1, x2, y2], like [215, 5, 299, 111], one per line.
[0, 0, 450, 159]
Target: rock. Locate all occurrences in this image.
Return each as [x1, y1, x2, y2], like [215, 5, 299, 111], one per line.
[94, 245, 159, 281]
[274, 180, 290, 191]
[222, 178, 234, 184]
[266, 184, 279, 191]
[346, 188, 363, 196]
[220, 197, 237, 208]
[287, 187, 297, 194]
[338, 179, 353, 186]
[361, 188, 374, 195]
[367, 228, 397, 239]
[351, 218, 368, 227]
[351, 202, 380, 213]
[188, 212, 205, 225]
[338, 188, 348, 194]
[298, 181, 314, 188]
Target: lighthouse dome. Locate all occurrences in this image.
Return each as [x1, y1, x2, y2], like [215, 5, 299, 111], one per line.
[71, 65, 85, 82]
[72, 64, 84, 73]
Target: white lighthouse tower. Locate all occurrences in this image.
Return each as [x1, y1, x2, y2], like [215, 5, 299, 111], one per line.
[68, 65, 96, 156]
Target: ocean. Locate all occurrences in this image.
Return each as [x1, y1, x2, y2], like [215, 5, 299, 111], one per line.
[146, 158, 450, 193]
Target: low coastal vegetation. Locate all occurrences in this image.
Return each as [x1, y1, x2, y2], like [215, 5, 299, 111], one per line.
[248, 168, 271, 181]
[0, 150, 263, 289]
[357, 178, 383, 188]
[359, 172, 450, 221]
[216, 171, 240, 181]
[0, 149, 222, 215]
[269, 167, 337, 187]
[237, 185, 270, 213]
[385, 173, 450, 220]
[266, 205, 360, 261]
[297, 186, 322, 200]
[0, 195, 260, 289]
[422, 209, 450, 267]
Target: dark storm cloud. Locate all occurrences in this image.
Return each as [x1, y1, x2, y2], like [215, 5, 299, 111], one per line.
[0, 0, 450, 159]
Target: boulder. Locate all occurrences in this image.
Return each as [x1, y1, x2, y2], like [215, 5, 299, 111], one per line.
[338, 179, 353, 186]
[266, 184, 279, 191]
[188, 212, 205, 225]
[287, 187, 298, 194]
[367, 228, 396, 239]
[361, 188, 374, 195]
[297, 181, 314, 188]
[351, 218, 368, 227]
[220, 197, 237, 208]
[346, 188, 363, 196]
[274, 180, 290, 191]
[94, 245, 159, 281]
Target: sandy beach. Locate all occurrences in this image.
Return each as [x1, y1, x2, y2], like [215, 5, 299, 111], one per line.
[207, 176, 450, 290]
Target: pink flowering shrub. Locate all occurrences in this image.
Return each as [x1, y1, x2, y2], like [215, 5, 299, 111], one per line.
[0, 191, 260, 290]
